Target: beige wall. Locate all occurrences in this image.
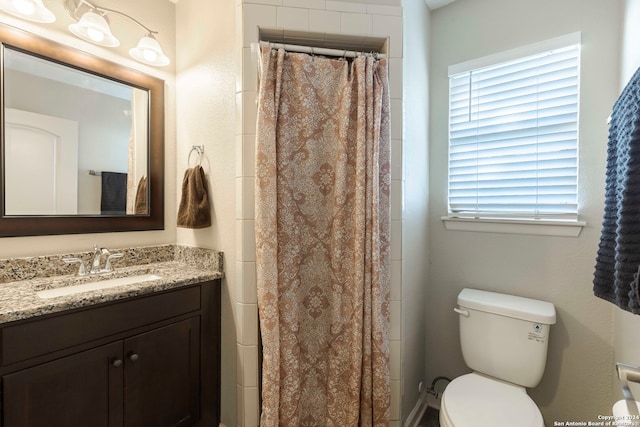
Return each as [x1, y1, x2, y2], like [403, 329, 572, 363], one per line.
[174, 0, 238, 426]
[428, 0, 620, 423]
[0, 2, 177, 257]
[612, 0, 640, 404]
[401, 0, 430, 420]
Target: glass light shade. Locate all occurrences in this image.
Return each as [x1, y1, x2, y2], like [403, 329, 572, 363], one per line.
[0, 0, 55, 23]
[129, 35, 169, 67]
[68, 11, 119, 47]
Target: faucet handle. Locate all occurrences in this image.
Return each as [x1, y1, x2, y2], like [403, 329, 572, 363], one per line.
[63, 257, 87, 276]
[104, 253, 124, 272]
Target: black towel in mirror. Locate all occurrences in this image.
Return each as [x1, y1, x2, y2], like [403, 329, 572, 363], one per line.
[100, 171, 127, 215]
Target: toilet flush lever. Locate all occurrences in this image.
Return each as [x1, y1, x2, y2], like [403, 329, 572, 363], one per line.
[617, 362, 640, 401]
[454, 307, 470, 317]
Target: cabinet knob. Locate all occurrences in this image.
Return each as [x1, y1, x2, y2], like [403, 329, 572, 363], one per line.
[112, 359, 123, 368]
[129, 353, 139, 362]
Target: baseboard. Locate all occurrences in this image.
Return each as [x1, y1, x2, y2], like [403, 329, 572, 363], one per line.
[403, 390, 429, 427]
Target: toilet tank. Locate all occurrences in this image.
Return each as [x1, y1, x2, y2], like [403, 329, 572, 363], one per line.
[456, 288, 556, 388]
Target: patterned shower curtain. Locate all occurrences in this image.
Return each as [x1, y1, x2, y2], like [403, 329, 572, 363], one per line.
[254, 46, 391, 426]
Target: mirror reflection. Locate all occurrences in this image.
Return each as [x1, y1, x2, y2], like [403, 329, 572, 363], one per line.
[3, 47, 149, 216]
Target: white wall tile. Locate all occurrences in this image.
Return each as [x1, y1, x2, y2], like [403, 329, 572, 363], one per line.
[326, 0, 366, 13]
[237, 177, 255, 219]
[366, 4, 402, 16]
[391, 138, 402, 181]
[243, 91, 258, 135]
[236, 134, 244, 178]
[340, 12, 372, 35]
[372, 15, 402, 58]
[283, 0, 325, 9]
[243, 387, 260, 426]
[237, 261, 258, 304]
[391, 99, 402, 140]
[236, 219, 256, 262]
[309, 9, 341, 33]
[391, 260, 402, 301]
[234, 295, 244, 341]
[277, 7, 310, 31]
[243, 4, 277, 47]
[390, 339, 401, 381]
[235, 177, 244, 219]
[388, 58, 402, 99]
[246, 0, 283, 5]
[390, 300, 401, 340]
[237, 343, 246, 386]
[391, 179, 403, 221]
[235, 92, 243, 136]
[245, 177, 256, 219]
[236, 384, 244, 425]
[238, 344, 259, 388]
[391, 219, 402, 261]
[391, 380, 400, 420]
[242, 134, 256, 178]
[243, 345, 259, 387]
[243, 47, 259, 93]
[240, 303, 259, 346]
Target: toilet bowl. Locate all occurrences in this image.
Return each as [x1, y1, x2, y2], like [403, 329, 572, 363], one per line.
[440, 288, 556, 427]
[439, 373, 543, 427]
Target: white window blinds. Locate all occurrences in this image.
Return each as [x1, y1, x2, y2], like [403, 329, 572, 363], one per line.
[448, 36, 580, 219]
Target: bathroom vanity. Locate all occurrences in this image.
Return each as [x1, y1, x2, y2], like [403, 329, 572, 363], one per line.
[0, 245, 222, 427]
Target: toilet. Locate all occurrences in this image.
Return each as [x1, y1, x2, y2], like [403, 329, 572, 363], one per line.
[440, 288, 556, 427]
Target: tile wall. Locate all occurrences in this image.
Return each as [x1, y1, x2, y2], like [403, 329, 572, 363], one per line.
[234, 0, 404, 425]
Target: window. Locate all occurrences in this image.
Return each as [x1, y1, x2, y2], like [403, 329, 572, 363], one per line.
[447, 34, 581, 224]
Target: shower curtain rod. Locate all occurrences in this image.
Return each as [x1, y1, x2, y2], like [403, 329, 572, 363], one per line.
[255, 41, 387, 59]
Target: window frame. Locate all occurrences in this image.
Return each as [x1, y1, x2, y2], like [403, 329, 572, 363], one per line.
[443, 32, 586, 237]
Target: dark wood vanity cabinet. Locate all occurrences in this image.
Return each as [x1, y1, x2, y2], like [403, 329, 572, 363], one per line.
[0, 280, 220, 427]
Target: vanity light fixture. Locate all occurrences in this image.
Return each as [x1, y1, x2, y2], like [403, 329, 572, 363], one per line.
[64, 0, 169, 66]
[129, 33, 169, 67]
[0, 0, 55, 23]
[68, 9, 119, 47]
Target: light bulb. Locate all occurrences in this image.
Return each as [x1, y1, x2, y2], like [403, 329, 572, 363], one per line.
[142, 49, 157, 63]
[86, 27, 104, 43]
[12, 0, 34, 15]
[129, 35, 169, 66]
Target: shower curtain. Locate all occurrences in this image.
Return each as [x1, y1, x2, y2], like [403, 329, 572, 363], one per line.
[254, 46, 391, 426]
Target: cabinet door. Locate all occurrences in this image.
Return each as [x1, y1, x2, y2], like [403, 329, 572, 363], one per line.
[2, 341, 124, 427]
[123, 317, 200, 427]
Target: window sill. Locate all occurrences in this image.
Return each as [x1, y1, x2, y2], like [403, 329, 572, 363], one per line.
[441, 216, 586, 237]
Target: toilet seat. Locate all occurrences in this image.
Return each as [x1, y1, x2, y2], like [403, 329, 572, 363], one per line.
[440, 373, 543, 427]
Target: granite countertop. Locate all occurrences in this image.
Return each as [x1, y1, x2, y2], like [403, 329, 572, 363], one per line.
[0, 245, 224, 324]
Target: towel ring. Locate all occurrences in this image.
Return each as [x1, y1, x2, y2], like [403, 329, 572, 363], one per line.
[188, 145, 204, 167]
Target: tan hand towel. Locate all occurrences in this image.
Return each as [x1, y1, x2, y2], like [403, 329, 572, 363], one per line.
[134, 176, 148, 215]
[177, 165, 211, 228]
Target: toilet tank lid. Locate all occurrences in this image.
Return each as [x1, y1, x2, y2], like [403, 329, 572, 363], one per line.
[458, 288, 556, 324]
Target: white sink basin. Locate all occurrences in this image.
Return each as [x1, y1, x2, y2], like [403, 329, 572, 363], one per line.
[36, 274, 162, 299]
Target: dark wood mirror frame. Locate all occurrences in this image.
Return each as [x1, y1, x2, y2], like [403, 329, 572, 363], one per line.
[0, 24, 164, 237]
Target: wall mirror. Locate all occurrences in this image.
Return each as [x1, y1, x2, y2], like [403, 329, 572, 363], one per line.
[0, 23, 164, 237]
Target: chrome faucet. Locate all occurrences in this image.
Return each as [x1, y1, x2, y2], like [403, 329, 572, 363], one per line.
[90, 245, 123, 274]
[64, 245, 123, 276]
[90, 245, 109, 274]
